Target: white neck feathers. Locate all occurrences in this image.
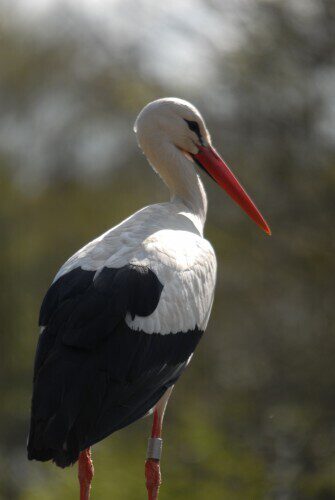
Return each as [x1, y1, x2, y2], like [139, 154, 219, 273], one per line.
[142, 139, 208, 229]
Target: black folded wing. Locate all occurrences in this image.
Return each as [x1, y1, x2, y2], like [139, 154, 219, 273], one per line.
[28, 265, 203, 467]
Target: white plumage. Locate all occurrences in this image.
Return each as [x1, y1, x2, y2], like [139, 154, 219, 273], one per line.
[55, 201, 217, 334]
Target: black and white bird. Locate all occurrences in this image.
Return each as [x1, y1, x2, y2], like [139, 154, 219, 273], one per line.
[28, 98, 270, 500]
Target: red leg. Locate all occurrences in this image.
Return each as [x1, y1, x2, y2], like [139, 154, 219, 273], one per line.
[145, 387, 173, 500]
[145, 410, 162, 500]
[145, 456, 161, 500]
[78, 448, 94, 500]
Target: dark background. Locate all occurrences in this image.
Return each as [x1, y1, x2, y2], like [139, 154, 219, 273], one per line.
[0, 1, 334, 498]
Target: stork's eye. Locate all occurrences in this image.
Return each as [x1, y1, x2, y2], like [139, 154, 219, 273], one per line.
[185, 119, 200, 135]
[184, 119, 203, 144]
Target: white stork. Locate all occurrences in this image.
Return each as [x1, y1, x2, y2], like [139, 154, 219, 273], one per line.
[28, 98, 270, 500]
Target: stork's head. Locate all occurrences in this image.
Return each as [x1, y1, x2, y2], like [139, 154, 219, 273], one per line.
[135, 98, 271, 235]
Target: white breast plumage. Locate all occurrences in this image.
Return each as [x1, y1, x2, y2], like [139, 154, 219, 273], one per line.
[53, 203, 217, 336]
[124, 230, 217, 334]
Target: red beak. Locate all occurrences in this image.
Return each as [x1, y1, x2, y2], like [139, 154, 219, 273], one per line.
[192, 145, 271, 235]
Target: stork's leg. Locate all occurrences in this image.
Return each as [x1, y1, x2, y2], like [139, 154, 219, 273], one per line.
[145, 387, 174, 500]
[78, 448, 94, 500]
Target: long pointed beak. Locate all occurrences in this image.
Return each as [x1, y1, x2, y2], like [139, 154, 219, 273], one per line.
[192, 145, 271, 235]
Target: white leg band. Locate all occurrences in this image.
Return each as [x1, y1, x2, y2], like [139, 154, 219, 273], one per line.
[146, 438, 163, 460]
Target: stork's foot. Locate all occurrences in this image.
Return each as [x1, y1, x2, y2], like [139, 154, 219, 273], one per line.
[145, 458, 162, 500]
[78, 448, 94, 500]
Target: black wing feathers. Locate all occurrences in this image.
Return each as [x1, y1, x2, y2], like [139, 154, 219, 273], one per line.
[94, 264, 163, 319]
[28, 264, 203, 468]
[39, 268, 94, 326]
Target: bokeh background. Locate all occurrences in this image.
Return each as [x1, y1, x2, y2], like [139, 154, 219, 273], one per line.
[1, 0, 334, 498]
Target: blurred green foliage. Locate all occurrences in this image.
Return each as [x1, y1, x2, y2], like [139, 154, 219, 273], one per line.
[0, 1, 335, 499]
